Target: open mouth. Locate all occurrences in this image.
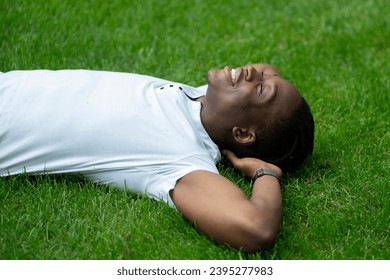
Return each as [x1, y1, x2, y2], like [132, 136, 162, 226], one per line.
[231, 68, 236, 85]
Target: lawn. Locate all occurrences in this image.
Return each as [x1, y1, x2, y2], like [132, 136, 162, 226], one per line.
[0, 0, 389, 259]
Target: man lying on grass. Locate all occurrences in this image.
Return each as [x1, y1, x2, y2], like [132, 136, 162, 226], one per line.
[0, 64, 314, 253]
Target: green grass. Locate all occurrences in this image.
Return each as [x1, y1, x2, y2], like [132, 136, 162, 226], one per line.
[0, 0, 389, 259]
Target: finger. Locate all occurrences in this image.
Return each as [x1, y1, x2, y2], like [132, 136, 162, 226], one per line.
[222, 149, 240, 166]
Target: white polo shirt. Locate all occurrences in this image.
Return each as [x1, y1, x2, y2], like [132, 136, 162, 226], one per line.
[0, 70, 220, 207]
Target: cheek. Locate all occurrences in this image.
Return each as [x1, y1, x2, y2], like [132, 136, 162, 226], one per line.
[206, 86, 257, 115]
[231, 89, 258, 108]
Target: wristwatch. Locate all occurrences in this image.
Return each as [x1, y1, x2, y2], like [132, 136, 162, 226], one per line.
[252, 169, 281, 183]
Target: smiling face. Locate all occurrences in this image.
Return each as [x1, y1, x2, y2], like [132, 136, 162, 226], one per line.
[200, 63, 303, 150]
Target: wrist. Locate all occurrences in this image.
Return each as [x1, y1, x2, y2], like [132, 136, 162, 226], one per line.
[252, 168, 281, 183]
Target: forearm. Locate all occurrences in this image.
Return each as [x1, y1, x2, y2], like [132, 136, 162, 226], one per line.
[218, 150, 283, 250]
[250, 175, 282, 237]
[251, 174, 282, 209]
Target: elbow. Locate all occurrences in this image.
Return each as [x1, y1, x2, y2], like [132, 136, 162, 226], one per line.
[238, 220, 279, 253]
[244, 230, 278, 254]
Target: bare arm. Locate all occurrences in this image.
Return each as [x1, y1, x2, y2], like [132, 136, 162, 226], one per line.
[170, 150, 282, 253]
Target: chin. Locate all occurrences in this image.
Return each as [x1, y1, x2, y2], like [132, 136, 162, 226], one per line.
[207, 69, 226, 88]
[207, 68, 217, 79]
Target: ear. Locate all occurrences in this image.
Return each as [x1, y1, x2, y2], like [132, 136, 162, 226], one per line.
[232, 127, 256, 145]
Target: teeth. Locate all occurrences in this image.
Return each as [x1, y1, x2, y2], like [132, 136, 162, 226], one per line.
[231, 68, 236, 83]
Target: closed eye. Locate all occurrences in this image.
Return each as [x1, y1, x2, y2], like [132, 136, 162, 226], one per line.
[257, 72, 265, 96]
[257, 82, 264, 96]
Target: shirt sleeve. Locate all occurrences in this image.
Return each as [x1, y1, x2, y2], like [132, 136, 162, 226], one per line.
[146, 153, 219, 208]
[83, 153, 219, 209]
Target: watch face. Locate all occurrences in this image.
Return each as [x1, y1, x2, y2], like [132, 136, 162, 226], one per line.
[253, 169, 264, 180]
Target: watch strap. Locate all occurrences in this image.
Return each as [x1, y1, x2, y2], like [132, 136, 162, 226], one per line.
[252, 169, 281, 182]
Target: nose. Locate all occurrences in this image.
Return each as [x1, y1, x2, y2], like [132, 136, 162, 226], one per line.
[245, 66, 263, 82]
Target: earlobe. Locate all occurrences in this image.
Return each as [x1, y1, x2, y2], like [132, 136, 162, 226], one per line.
[232, 127, 256, 145]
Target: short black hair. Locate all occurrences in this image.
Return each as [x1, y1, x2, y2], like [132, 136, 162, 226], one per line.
[251, 97, 314, 171]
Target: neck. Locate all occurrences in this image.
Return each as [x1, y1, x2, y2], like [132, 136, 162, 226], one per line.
[201, 117, 232, 151]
